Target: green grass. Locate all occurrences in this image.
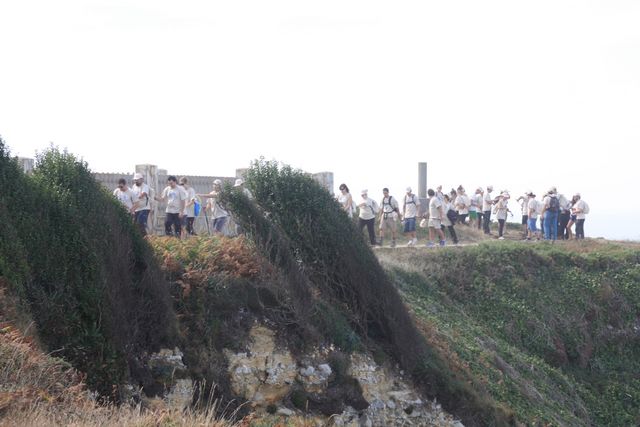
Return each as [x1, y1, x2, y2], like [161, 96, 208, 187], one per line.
[378, 240, 640, 426]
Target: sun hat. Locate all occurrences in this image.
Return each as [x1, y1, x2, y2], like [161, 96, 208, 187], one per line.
[406, 187, 412, 193]
[234, 178, 244, 187]
[213, 179, 222, 185]
[133, 172, 144, 180]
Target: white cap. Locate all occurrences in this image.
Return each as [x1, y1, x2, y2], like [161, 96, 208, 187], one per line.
[487, 185, 493, 191]
[133, 172, 144, 180]
[213, 179, 222, 185]
[361, 189, 368, 195]
[548, 187, 556, 194]
[234, 178, 244, 187]
[406, 187, 412, 193]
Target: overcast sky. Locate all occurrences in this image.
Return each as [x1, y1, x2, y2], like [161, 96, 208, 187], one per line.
[1, 1, 639, 239]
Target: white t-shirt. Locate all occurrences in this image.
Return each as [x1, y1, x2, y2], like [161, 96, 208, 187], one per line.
[113, 188, 138, 211]
[520, 196, 530, 215]
[429, 197, 442, 220]
[495, 199, 508, 220]
[574, 199, 588, 220]
[558, 194, 570, 212]
[403, 194, 420, 219]
[162, 185, 187, 214]
[358, 197, 378, 220]
[207, 191, 228, 219]
[131, 183, 151, 212]
[338, 193, 354, 217]
[183, 187, 197, 217]
[528, 199, 539, 219]
[381, 196, 399, 214]
[455, 194, 470, 215]
[482, 192, 493, 211]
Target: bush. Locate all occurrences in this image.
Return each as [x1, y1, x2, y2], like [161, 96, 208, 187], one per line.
[0, 139, 176, 398]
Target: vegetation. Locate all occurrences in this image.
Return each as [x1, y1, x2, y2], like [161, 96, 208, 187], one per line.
[0, 140, 175, 398]
[379, 240, 640, 426]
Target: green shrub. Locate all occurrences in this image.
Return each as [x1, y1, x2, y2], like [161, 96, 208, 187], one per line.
[0, 139, 176, 398]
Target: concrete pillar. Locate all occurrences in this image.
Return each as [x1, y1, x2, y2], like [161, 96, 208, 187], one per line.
[18, 157, 35, 174]
[313, 171, 334, 195]
[418, 162, 427, 199]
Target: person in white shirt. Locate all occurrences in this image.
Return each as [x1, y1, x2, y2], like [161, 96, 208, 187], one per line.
[234, 178, 253, 199]
[526, 192, 540, 240]
[482, 185, 494, 235]
[427, 189, 446, 247]
[155, 175, 187, 237]
[540, 188, 560, 241]
[571, 193, 588, 239]
[199, 179, 229, 235]
[337, 183, 355, 218]
[357, 190, 378, 245]
[403, 187, 421, 246]
[442, 194, 459, 244]
[131, 172, 152, 236]
[113, 178, 138, 217]
[565, 194, 579, 240]
[493, 192, 509, 239]
[557, 192, 572, 240]
[455, 186, 470, 225]
[473, 188, 484, 230]
[179, 177, 198, 236]
[379, 188, 400, 247]
[516, 191, 531, 239]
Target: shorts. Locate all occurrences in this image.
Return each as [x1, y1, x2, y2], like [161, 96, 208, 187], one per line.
[469, 211, 478, 220]
[403, 217, 416, 233]
[570, 215, 577, 222]
[428, 218, 442, 229]
[379, 216, 397, 231]
[522, 215, 528, 225]
[528, 218, 538, 232]
[212, 216, 228, 233]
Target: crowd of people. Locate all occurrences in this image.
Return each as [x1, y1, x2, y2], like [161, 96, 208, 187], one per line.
[112, 174, 589, 246]
[112, 173, 251, 237]
[336, 184, 590, 247]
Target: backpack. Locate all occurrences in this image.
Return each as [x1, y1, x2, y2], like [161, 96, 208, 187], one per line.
[370, 199, 380, 215]
[383, 196, 398, 212]
[447, 209, 459, 224]
[548, 196, 560, 213]
[194, 200, 201, 217]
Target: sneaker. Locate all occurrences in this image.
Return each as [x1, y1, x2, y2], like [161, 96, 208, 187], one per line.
[412, 238, 418, 245]
[407, 240, 414, 247]
[439, 240, 446, 247]
[498, 236, 505, 240]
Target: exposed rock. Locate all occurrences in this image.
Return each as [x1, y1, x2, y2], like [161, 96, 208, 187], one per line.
[277, 407, 294, 417]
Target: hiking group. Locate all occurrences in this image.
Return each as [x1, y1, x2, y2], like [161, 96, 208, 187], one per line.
[112, 173, 251, 238]
[336, 184, 590, 248]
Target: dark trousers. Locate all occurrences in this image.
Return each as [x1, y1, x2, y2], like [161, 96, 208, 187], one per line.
[477, 212, 483, 230]
[458, 214, 468, 225]
[558, 211, 570, 240]
[359, 218, 376, 245]
[442, 225, 458, 244]
[165, 213, 182, 237]
[498, 219, 506, 237]
[483, 211, 491, 234]
[575, 219, 585, 239]
[134, 210, 150, 236]
[186, 217, 196, 235]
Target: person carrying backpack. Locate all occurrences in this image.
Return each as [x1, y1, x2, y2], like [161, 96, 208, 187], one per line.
[379, 188, 400, 247]
[541, 187, 560, 241]
[357, 189, 379, 245]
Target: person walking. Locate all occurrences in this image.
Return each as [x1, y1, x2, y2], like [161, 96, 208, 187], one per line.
[516, 191, 531, 239]
[357, 189, 379, 245]
[200, 179, 229, 235]
[572, 193, 589, 239]
[131, 172, 152, 235]
[156, 175, 187, 237]
[557, 191, 572, 240]
[494, 192, 509, 239]
[442, 194, 459, 244]
[474, 187, 484, 230]
[566, 194, 579, 239]
[427, 189, 446, 247]
[541, 188, 560, 241]
[337, 183, 355, 218]
[379, 188, 400, 247]
[179, 177, 198, 236]
[482, 185, 494, 234]
[455, 186, 470, 225]
[113, 178, 138, 218]
[527, 192, 540, 240]
[403, 187, 421, 246]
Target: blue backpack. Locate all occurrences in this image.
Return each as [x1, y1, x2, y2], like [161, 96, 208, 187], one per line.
[194, 200, 201, 216]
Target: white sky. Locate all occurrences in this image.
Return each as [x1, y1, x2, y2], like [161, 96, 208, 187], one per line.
[1, 1, 639, 239]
